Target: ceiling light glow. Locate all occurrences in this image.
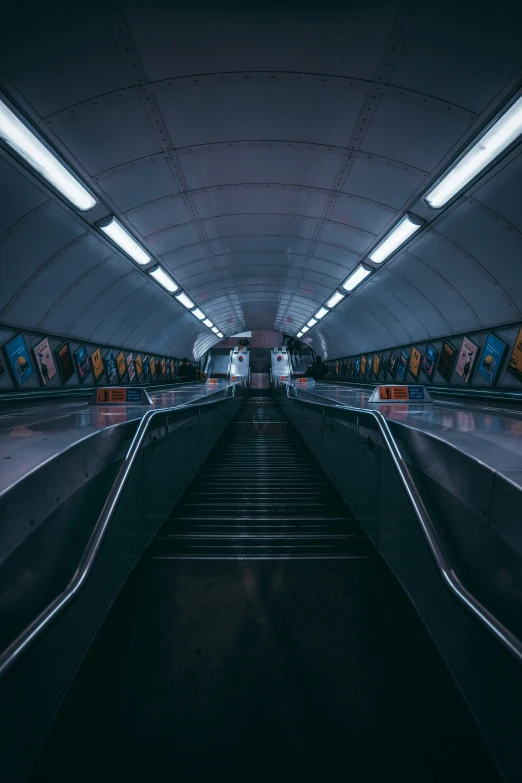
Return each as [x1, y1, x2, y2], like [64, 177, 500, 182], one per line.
[307, 318, 317, 328]
[0, 98, 97, 211]
[369, 214, 423, 264]
[342, 264, 372, 292]
[192, 308, 205, 320]
[149, 266, 178, 293]
[203, 318, 213, 328]
[297, 331, 304, 337]
[326, 291, 345, 308]
[99, 217, 151, 265]
[211, 326, 219, 334]
[175, 292, 195, 309]
[314, 307, 329, 320]
[425, 95, 522, 208]
[301, 325, 310, 333]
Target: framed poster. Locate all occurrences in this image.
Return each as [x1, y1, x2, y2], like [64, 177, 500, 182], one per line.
[477, 333, 507, 385]
[366, 354, 373, 379]
[149, 356, 156, 378]
[127, 352, 136, 382]
[372, 354, 380, 378]
[56, 341, 75, 383]
[381, 353, 389, 380]
[170, 359, 176, 378]
[397, 349, 409, 381]
[421, 343, 438, 382]
[408, 347, 421, 381]
[0, 356, 4, 375]
[104, 350, 118, 384]
[161, 358, 167, 377]
[354, 357, 361, 377]
[143, 355, 150, 378]
[389, 351, 398, 380]
[74, 344, 91, 384]
[455, 336, 479, 383]
[33, 337, 57, 386]
[135, 353, 143, 380]
[90, 347, 104, 383]
[116, 350, 127, 382]
[360, 355, 367, 377]
[438, 340, 456, 382]
[508, 327, 522, 383]
[4, 333, 34, 387]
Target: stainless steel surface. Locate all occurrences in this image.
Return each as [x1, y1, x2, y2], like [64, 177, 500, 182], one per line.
[283, 382, 522, 664]
[271, 345, 291, 381]
[0, 381, 243, 679]
[229, 347, 250, 380]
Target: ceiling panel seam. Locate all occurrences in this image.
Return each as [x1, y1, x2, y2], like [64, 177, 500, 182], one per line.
[43, 73, 478, 128]
[0, 199, 53, 246]
[93, 142, 429, 181]
[466, 197, 522, 245]
[107, 290, 165, 342]
[89, 279, 149, 340]
[356, 290, 416, 342]
[106, 2, 243, 331]
[370, 271, 452, 333]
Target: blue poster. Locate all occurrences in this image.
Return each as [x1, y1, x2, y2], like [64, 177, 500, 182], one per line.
[4, 333, 34, 387]
[397, 349, 409, 381]
[478, 333, 507, 385]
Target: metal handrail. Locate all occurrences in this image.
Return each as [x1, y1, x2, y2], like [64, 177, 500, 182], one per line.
[0, 384, 241, 678]
[284, 383, 522, 664]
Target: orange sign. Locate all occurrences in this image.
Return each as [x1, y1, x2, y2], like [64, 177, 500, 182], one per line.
[379, 385, 408, 401]
[97, 388, 127, 403]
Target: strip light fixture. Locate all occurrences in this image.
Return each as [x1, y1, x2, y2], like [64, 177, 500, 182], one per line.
[217, 331, 224, 338]
[148, 266, 178, 293]
[192, 308, 206, 320]
[301, 325, 310, 333]
[203, 318, 213, 328]
[314, 307, 329, 320]
[297, 330, 304, 337]
[0, 98, 97, 211]
[99, 217, 151, 265]
[342, 264, 372, 292]
[211, 326, 219, 334]
[326, 291, 345, 309]
[175, 291, 195, 310]
[307, 317, 318, 328]
[369, 214, 423, 264]
[425, 94, 522, 208]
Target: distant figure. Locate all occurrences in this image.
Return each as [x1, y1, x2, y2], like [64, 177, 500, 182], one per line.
[308, 356, 328, 381]
[179, 358, 197, 382]
[238, 337, 249, 349]
[290, 338, 302, 360]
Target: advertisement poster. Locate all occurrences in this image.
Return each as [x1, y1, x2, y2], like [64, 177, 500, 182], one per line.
[437, 340, 456, 382]
[56, 341, 75, 383]
[455, 336, 479, 383]
[508, 327, 522, 383]
[104, 350, 118, 384]
[477, 333, 506, 385]
[372, 354, 380, 378]
[90, 347, 104, 383]
[389, 351, 398, 380]
[366, 354, 373, 378]
[381, 353, 389, 379]
[354, 357, 361, 377]
[143, 356, 150, 377]
[149, 356, 156, 378]
[170, 359, 176, 377]
[408, 347, 421, 381]
[4, 333, 34, 387]
[135, 354, 143, 380]
[397, 349, 409, 381]
[74, 344, 91, 384]
[161, 358, 167, 377]
[116, 350, 127, 381]
[127, 352, 136, 382]
[360, 355, 367, 377]
[422, 343, 438, 382]
[32, 337, 57, 385]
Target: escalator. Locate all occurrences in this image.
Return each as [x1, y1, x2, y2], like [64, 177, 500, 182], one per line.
[31, 393, 498, 782]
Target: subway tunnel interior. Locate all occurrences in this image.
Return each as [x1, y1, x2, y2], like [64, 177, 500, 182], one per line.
[1, 0, 522, 371]
[2, 2, 522, 782]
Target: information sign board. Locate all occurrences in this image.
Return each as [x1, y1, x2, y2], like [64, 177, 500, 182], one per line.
[370, 385, 432, 403]
[91, 387, 152, 405]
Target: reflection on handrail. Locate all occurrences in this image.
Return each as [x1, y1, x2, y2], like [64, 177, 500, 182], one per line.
[0, 382, 244, 678]
[284, 383, 522, 664]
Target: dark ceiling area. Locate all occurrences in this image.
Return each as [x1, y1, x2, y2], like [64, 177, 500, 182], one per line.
[1, 0, 521, 359]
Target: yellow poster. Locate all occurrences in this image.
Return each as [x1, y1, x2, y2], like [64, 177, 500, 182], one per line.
[116, 350, 126, 380]
[170, 359, 175, 376]
[135, 354, 143, 378]
[360, 355, 367, 376]
[161, 358, 166, 376]
[409, 347, 421, 380]
[372, 354, 380, 377]
[149, 356, 156, 376]
[90, 347, 104, 382]
[508, 327, 522, 382]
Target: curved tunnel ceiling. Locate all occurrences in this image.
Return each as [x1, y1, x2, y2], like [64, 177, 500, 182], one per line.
[0, 0, 521, 359]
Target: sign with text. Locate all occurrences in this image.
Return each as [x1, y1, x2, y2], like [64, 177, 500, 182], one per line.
[296, 377, 315, 385]
[371, 385, 433, 403]
[207, 378, 224, 385]
[91, 387, 152, 405]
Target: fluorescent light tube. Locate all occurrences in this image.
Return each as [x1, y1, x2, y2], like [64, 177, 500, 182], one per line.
[297, 331, 304, 337]
[301, 325, 310, 333]
[192, 308, 205, 320]
[203, 318, 213, 328]
[426, 95, 522, 208]
[342, 264, 372, 292]
[307, 318, 317, 328]
[0, 98, 97, 211]
[326, 291, 345, 308]
[369, 214, 423, 264]
[211, 326, 219, 334]
[175, 291, 195, 309]
[99, 217, 151, 265]
[314, 307, 329, 320]
[149, 266, 178, 293]
[217, 332, 224, 338]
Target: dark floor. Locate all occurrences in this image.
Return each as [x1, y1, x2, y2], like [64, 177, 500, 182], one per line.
[31, 397, 500, 782]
